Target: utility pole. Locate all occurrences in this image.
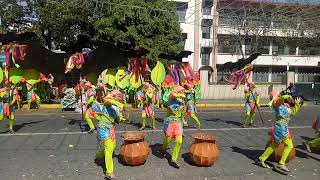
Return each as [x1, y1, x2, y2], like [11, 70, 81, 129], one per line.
[212, 0, 218, 83]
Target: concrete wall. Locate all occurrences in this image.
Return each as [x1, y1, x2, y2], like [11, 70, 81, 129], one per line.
[200, 70, 286, 101]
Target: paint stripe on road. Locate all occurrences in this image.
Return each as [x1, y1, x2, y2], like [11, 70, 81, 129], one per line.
[0, 126, 310, 137]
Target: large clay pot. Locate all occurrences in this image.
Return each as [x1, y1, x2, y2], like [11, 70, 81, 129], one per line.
[265, 141, 296, 163]
[189, 133, 220, 166]
[120, 132, 149, 166]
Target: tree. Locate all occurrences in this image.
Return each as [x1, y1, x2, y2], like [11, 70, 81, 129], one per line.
[0, 0, 25, 33]
[34, 0, 183, 59]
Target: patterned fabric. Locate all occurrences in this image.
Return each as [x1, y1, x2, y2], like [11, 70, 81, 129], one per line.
[163, 121, 183, 139]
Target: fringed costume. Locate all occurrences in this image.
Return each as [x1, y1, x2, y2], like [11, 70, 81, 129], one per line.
[162, 85, 185, 168]
[139, 83, 156, 130]
[258, 91, 301, 172]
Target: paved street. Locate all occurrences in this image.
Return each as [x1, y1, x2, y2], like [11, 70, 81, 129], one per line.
[0, 106, 319, 180]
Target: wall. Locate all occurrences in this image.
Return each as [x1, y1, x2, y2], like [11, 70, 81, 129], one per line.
[200, 70, 286, 101]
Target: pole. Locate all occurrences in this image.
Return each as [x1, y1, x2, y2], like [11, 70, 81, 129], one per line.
[80, 72, 84, 121]
[250, 90, 264, 126]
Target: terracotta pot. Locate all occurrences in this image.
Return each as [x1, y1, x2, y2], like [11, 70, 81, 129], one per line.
[265, 141, 296, 163]
[189, 133, 220, 166]
[120, 132, 149, 166]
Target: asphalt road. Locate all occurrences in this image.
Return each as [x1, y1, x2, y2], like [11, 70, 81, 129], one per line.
[0, 106, 319, 180]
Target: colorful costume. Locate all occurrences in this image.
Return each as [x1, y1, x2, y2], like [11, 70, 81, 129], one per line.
[83, 81, 97, 133]
[227, 64, 253, 90]
[162, 86, 185, 168]
[139, 83, 156, 130]
[304, 115, 320, 152]
[0, 88, 16, 134]
[243, 84, 260, 127]
[182, 83, 200, 129]
[90, 90, 124, 179]
[259, 92, 301, 172]
[26, 84, 40, 109]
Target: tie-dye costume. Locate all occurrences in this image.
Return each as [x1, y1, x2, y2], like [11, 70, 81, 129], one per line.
[139, 83, 156, 130]
[0, 88, 16, 133]
[259, 94, 301, 169]
[88, 90, 124, 179]
[162, 86, 185, 168]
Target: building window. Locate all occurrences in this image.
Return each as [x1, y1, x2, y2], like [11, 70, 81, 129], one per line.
[218, 36, 242, 54]
[201, 47, 211, 65]
[252, 67, 269, 82]
[202, 19, 212, 39]
[175, 2, 188, 22]
[179, 33, 188, 47]
[299, 46, 320, 55]
[202, 0, 213, 15]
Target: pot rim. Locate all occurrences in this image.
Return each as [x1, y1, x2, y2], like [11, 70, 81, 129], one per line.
[192, 133, 217, 142]
[121, 132, 146, 141]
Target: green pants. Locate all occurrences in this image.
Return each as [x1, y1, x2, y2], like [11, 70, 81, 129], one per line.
[308, 133, 320, 148]
[96, 138, 116, 174]
[84, 110, 95, 130]
[141, 112, 156, 128]
[244, 111, 255, 125]
[162, 136, 183, 161]
[259, 138, 293, 165]
[0, 114, 14, 130]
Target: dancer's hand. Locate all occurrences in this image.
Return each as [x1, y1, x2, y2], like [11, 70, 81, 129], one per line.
[294, 97, 302, 104]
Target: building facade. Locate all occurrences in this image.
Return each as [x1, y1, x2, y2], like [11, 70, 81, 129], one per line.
[175, 0, 320, 83]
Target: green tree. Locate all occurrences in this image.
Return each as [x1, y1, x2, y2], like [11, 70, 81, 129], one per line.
[0, 0, 25, 33]
[35, 0, 183, 59]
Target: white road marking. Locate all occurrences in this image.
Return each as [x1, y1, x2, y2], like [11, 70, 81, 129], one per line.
[0, 126, 310, 136]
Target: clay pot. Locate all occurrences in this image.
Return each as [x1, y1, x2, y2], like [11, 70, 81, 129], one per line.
[120, 132, 149, 166]
[265, 141, 296, 163]
[189, 133, 220, 166]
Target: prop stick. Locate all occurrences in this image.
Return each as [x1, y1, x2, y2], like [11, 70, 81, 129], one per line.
[249, 86, 264, 126]
[79, 72, 84, 121]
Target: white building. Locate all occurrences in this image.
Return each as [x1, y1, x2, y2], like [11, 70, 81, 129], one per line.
[175, 0, 320, 83]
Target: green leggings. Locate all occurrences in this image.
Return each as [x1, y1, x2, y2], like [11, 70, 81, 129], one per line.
[259, 138, 293, 165]
[141, 112, 155, 128]
[84, 111, 95, 130]
[308, 133, 320, 148]
[0, 114, 14, 130]
[162, 136, 183, 161]
[96, 138, 116, 174]
[244, 111, 255, 125]
[182, 113, 201, 128]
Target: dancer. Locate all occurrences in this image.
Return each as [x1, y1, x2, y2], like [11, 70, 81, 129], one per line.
[26, 83, 40, 109]
[303, 115, 320, 153]
[182, 82, 200, 129]
[83, 81, 97, 133]
[161, 85, 185, 168]
[94, 90, 124, 179]
[258, 91, 301, 172]
[139, 83, 156, 130]
[243, 83, 260, 128]
[0, 86, 16, 134]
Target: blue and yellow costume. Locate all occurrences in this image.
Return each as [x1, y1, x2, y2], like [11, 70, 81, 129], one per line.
[259, 92, 301, 171]
[0, 88, 17, 134]
[182, 83, 200, 129]
[26, 84, 40, 109]
[87, 90, 124, 179]
[243, 85, 260, 127]
[162, 85, 185, 168]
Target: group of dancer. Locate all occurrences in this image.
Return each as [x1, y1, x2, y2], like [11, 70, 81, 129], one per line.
[77, 73, 200, 179]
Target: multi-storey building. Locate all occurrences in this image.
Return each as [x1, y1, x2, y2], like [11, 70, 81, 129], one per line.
[175, 0, 320, 83]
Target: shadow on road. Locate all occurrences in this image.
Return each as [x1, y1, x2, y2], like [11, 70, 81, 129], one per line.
[230, 146, 264, 161]
[150, 143, 165, 159]
[300, 136, 313, 141]
[66, 118, 89, 132]
[0, 120, 46, 133]
[224, 120, 243, 127]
